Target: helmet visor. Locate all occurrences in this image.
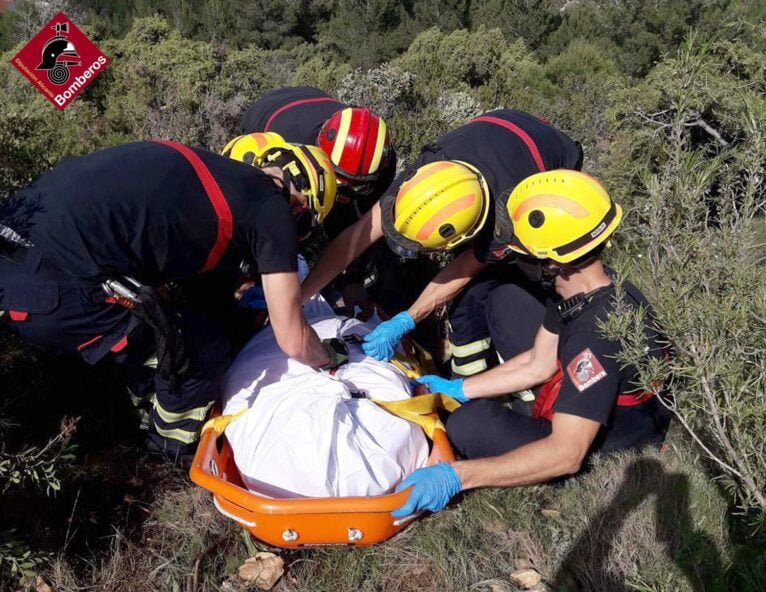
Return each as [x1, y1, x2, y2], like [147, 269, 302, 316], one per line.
[337, 176, 376, 199]
[380, 193, 423, 259]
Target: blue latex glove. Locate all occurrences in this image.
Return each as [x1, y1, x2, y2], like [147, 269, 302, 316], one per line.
[391, 463, 462, 518]
[362, 311, 415, 361]
[415, 375, 468, 403]
[238, 285, 267, 310]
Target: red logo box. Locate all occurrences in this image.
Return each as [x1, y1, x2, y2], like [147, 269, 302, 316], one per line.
[9, 12, 110, 111]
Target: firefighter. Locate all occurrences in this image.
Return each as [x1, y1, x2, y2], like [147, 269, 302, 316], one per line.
[390, 171, 672, 518]
[241, 86, 395, 206]
[300, 109, 583, 366]
[0, 140, 347, 460]
[242, 87, 400, 316]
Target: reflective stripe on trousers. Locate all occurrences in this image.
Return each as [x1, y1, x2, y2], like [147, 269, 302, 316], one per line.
[451, 357, 488, 376]
[450, 336, 493, 377]
[151, 399, 214, 445]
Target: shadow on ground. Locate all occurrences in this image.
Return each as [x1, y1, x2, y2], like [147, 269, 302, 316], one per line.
[553, 457, 729, 591]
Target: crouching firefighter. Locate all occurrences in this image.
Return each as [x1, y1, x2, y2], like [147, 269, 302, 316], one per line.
[300, 109, 583, 368]
[390, 171, 673, 518]
[0, 141, 348, 460]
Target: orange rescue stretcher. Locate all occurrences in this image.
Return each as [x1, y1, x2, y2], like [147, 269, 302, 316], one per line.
[189, 338, 456, 548]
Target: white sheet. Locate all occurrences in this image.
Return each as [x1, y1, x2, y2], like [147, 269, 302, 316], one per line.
[221, 296, 429, 498]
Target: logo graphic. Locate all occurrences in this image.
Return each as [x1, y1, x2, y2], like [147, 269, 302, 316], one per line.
[37, 21, 81, 85]
[566, 348, 607, 393]
[10, 12, 110, 111]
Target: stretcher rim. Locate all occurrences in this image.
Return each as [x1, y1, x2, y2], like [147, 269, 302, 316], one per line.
[188, 335, 455, 547]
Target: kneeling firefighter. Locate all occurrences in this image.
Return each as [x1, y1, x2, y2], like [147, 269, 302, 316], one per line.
[391, 171, 673, 517]
[0, 140, 347, 459]
[299, 109, 583, 368]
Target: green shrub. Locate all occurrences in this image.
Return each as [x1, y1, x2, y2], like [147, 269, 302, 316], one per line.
[102, 16, 218, 145]
[0, 46, 108, 197]
[604, 36, 766, 517]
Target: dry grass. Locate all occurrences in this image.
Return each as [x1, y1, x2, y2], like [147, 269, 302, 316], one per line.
[26, 428, 763, 592]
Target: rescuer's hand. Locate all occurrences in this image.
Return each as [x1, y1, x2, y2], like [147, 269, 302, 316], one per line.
[415, 375, 468, 403]
[391, 463, 462, 518]
[361, 311, 415, 361]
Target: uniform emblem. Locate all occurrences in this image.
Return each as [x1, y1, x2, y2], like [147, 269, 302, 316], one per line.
[566, 348, 607, 392]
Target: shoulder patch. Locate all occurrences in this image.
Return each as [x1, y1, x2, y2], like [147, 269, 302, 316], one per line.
[566, 348, 607, 392]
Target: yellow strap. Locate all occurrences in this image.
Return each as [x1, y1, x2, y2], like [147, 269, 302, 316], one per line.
[202, 393, 459, 441]
[201, 408, 248, 436]
[202, 345, 451, 440]
[373, 393, 460, 439]
[390, 355, 422, 380]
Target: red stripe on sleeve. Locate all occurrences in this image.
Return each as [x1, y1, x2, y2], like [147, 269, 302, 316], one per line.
[264, 97, 341, 132]
[470, 116, 546, 172]
[153, 141, 234, 273]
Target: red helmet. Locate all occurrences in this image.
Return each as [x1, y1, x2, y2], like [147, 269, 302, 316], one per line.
[317, 107, 391, 185]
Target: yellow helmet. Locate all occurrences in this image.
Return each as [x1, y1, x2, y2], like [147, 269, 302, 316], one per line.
[221, 132, 286, 167]
[381, 160, 490, 259]
[263, 142, 337, 225]
[507, 170, 622, 263]
[223, 134, 337, 225]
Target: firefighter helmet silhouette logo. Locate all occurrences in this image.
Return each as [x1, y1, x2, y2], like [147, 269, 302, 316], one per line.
[36, 22, 81, 85]
[566, 348, 607, 393]
[10, 12, 110, 110]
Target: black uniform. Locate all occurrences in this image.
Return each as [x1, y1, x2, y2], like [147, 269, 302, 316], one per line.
[242, 86, 344, 146]
[0, 142, 298, 456]
[388, 109, 582, 374]
[241, 86, 397, 230]
[242, 86, 402, 310]
[446, 281, 672, 460]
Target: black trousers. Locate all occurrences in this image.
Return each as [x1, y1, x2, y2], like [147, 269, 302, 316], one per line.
[447, 396, 672, 460]
[0, 248, 231, 456]
[448, 267, 547, 377]
[447, 399, 553, 458]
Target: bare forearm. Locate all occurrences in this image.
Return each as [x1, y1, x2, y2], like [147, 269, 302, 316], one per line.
[407, 251, 485, 322]
[301, 204, 383, 301]
[407, 277, 470, 322]
[462, 351, 542, 398]
[453, 437, 581, 489]
[282, 322, 330, 368]
[263, 271, 330, 368]
[464, 326, 559, 399]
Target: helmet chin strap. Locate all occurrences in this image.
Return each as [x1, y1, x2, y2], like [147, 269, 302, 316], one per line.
[546, 252, 602, 289]
[517, 251, 601, 291]
[539, 264, 561, 291]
